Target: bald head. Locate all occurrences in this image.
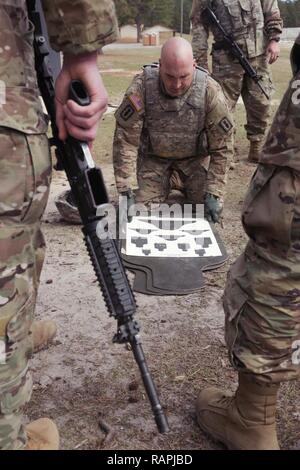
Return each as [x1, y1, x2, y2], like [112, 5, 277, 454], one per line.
[161, 37, 194, 65]
[159, 38, 195, 97]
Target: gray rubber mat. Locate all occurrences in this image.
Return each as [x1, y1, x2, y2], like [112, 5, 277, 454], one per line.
[125, 258, 204, 295]
[120, 217, 228, 295]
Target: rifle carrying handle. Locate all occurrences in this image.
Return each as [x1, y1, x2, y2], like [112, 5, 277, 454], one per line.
[69, 80, 91, 107]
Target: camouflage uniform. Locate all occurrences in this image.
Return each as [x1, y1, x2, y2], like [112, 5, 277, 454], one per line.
[190, 0, 283, 145]
[223, 34, 300, 385]
[113, 66, 233, 205]
[0, 0, 118, 450]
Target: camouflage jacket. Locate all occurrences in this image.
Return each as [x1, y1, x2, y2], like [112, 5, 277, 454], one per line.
[0, 0, 118, 134]
[223, 36, 300, 371]
[190, 0, 283, 68]
[258, 33, 300, 172]
[241, 33, 300, 248]
[113, 67, 234, 198]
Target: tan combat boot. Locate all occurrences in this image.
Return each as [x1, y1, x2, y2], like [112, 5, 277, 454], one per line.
[30, 320, 57, 353]
[25, 418, 59, 450]
[196, 373, 280, 450]
[247, 141, 263, 164]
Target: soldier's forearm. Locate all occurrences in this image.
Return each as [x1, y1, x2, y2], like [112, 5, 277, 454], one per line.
[264, 17, 283, 41]
[206, 160, 227, 199]
[113, 132, 140, 193]
[262, 0, 283, 41]
[113, 152, 139, 193]
[193, 50, 209, 70]
[206, 136, 233, 198]
[191, 22, 209, 68]
[115, 177, 139, 194]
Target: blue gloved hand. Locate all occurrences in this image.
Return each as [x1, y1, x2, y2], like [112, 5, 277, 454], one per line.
[204, 193, 223, 224]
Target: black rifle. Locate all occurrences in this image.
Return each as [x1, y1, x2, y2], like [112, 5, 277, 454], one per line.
[27, 0, 169, 434]
[204, 7, 270, 100]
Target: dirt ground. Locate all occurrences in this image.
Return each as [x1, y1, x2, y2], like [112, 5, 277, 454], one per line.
[27, 150, 300, 452]
[26, 43, 300, 451]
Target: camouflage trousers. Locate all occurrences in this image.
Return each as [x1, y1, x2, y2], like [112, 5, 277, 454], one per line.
[223, 164, 300, 385]
[0, 128, 51, 449]
[212, 50, 274, 145]
[135, 153, 209, 205]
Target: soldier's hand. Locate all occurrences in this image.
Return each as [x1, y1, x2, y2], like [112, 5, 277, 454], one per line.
[267, 41, 280, 64]
[55, 51, 108, 142]
[204, 193, 223, 224]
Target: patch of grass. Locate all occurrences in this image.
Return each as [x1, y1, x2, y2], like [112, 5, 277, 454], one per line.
[101, 48, 161, 72]
[102, 75, 133, 103]
[92, 114, 115, 166]
[271, 44, 293, 99]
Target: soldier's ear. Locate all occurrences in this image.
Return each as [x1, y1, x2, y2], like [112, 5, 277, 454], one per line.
[193, 59, 196, 68]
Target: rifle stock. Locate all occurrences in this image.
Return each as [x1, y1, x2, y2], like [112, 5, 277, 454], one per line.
[27, 0, 169, 434]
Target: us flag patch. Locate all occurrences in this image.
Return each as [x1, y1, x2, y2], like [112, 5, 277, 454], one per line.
[128, 93, 143, 112]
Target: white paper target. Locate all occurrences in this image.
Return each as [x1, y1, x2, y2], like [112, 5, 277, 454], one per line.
[122, 215, 222, 258]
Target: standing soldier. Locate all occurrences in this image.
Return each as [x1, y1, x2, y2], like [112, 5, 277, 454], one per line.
[112, 37, 234, 224]
[190, 0, 283, 164]
[196, 34, 300, 450]
[0, 0, 118, 450]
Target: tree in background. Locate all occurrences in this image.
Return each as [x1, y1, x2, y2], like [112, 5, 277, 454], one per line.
[115, 1, 300, 43]
[173, 0, 193, 34]
[145, 0, 174, 28]
[278, 0, 300, 27]
[115, 0, 156, 42]
[115, 0, 194, 41]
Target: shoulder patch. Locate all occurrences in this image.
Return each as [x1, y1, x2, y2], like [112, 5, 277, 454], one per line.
[115, 95, 142, 128]
[120, 102, 135, 121]
[218, 117, 233, 133]
[128, 93, 143, 112]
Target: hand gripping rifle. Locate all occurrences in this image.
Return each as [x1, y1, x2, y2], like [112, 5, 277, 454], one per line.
[27, 0, 169, 434]
[204, 7, 270, 100]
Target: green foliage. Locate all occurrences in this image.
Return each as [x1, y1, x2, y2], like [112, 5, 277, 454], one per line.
[145, 0, 175, 28]
[115, 0, 194, 33]
[278, 0, 300, 28]
[115, 0, 300, 32]
[173, 0, 193, 34]
[115, 0, 157, 40]
[115, 0, 156, 26]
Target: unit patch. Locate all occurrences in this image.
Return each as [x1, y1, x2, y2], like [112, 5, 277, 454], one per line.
[115, 93, 144, 127]
[218, 117, 233, 133]
[120, 103, 135, 121]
